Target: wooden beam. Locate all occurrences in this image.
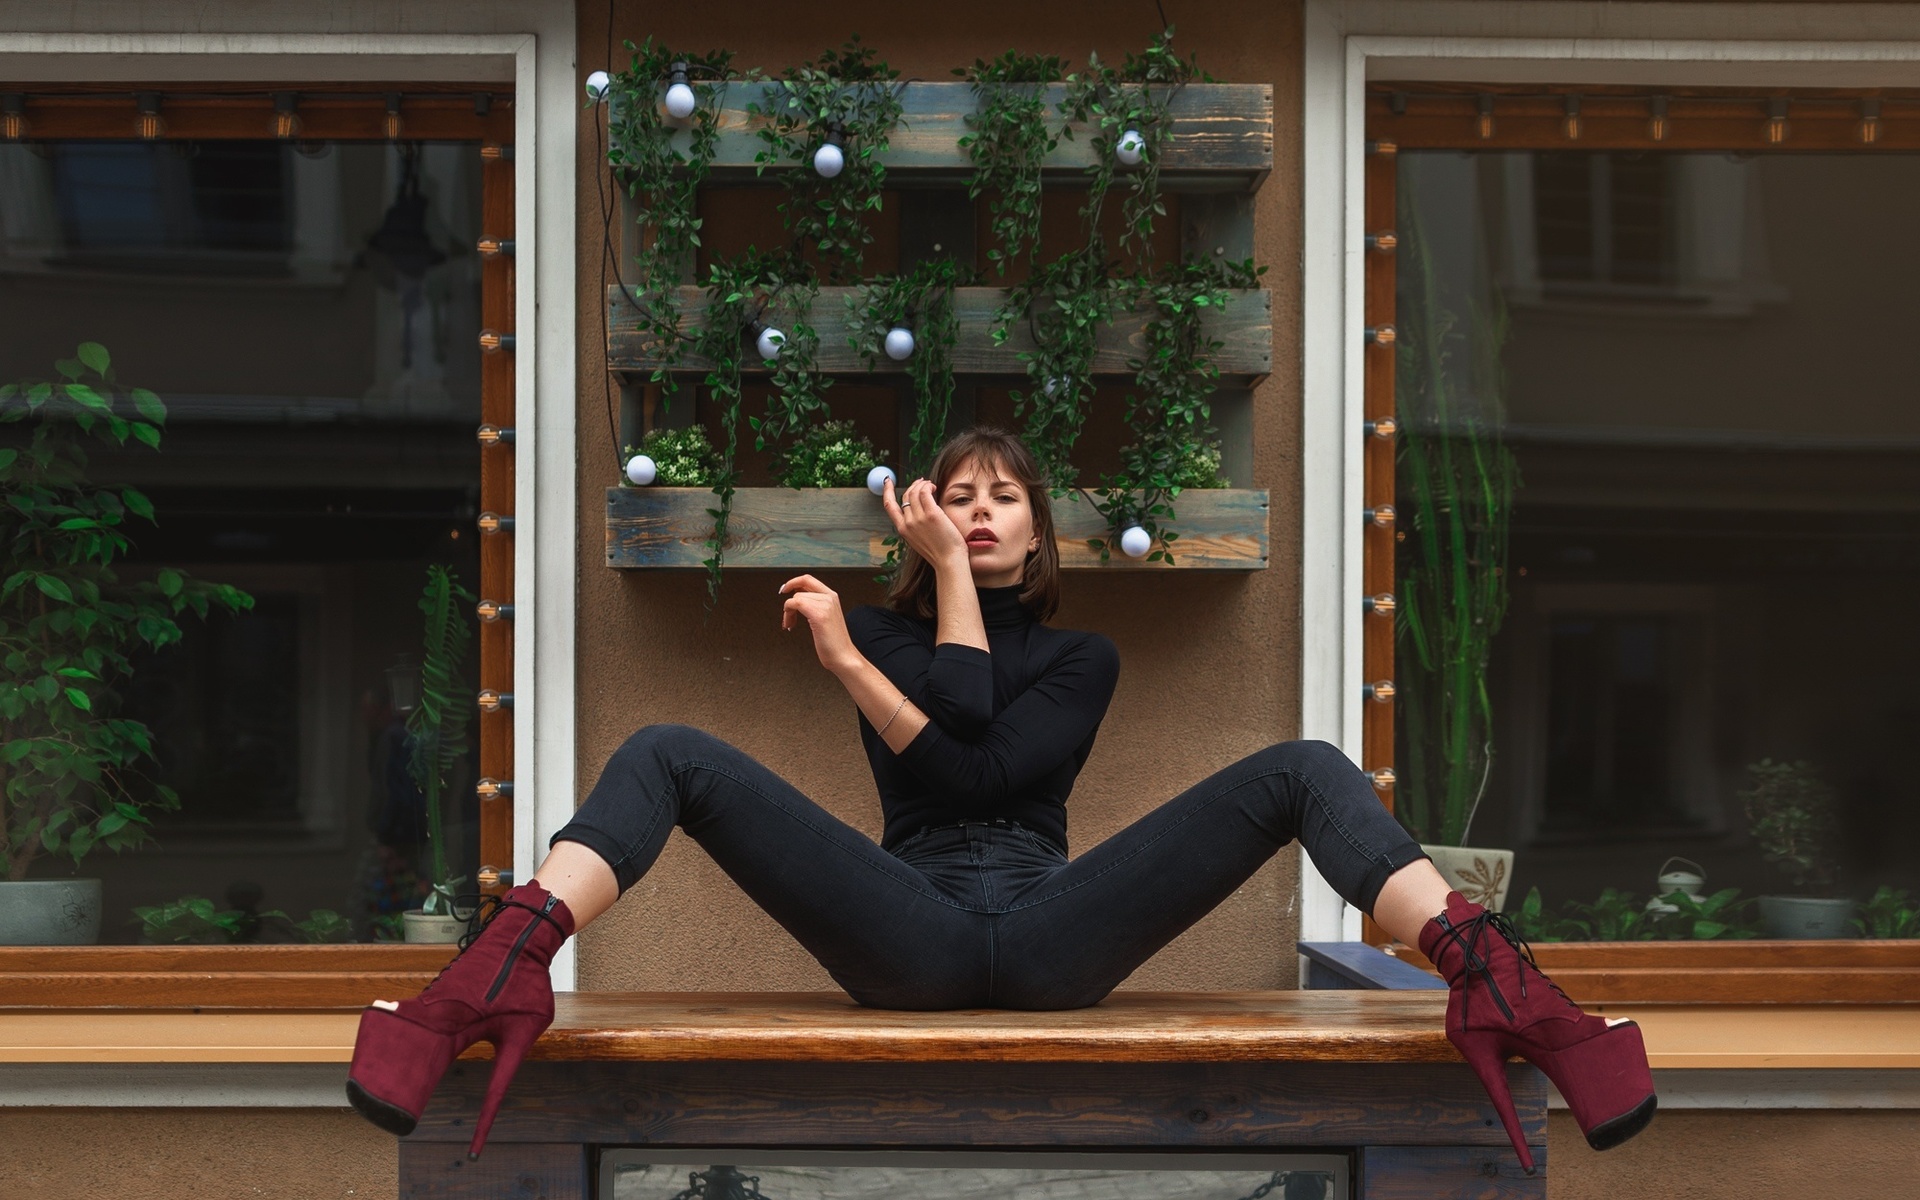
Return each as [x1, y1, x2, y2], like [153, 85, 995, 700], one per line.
[607, 286, 1273, 383]
[606, 486, 1269, 570]
[0, 944, 456, 1010]
[617, 82, 1272, 189]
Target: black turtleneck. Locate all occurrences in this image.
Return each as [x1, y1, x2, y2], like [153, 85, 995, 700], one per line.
[844, 584, 1120, 854]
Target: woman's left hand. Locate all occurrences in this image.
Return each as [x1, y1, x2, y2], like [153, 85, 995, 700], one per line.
[779, 575, 857, 674]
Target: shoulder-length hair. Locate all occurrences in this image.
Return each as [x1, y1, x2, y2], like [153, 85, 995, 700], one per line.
[884, 426, 1061, 624]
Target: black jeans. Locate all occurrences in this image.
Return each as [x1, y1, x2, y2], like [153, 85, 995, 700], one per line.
[552, 724, 1429, 1010]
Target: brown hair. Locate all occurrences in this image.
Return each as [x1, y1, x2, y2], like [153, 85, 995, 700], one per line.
[884, 426, 1061, 624]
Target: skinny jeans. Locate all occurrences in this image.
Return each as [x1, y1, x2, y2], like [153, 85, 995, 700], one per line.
[551, 724, 1429, 1010]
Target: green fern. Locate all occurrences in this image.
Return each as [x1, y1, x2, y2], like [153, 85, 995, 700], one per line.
[405, 564, 476, 914]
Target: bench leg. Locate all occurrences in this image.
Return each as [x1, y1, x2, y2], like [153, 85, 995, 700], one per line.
[397, 1140, 588, 1199]
[1356, 1145, 1546, 1199]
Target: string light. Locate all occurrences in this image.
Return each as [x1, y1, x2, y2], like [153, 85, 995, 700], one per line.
[1562, 93, 1582, 141]
[1861, 98, 1883, 145]
[1765, 97, 1789, 145]
[884, 321, 915, 361]
[813, 125, 846, 178]
[1119, 526, 1152, 558]
[1116, 128, 1146, 165]
[1476, 94, 1495, 141]
[1648, 96, 1669, 142]
[585, 71, 611, 103]
[272, 92, 300, 140]
[383, 92, 403, 141]
[664, 61, 696, 120]
[1, 94, 26, 141]
[135, 92, 165, 140]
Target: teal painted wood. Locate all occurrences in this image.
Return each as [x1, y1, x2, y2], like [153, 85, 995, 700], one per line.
[611, 82, 1272, 189]
[605, 487, 1269, 570]
[606, 286, 1272, 381]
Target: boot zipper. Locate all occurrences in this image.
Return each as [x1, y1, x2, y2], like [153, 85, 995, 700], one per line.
[486, 895, 558, 1003]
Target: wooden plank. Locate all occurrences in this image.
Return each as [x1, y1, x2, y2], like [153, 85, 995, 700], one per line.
[487, 990, 1455, 1064]
[406, 1058, 1538, 1149]
[606, 486, 1269, 570]
[9, 92, 512, 142]
[1357, 1145, 1546, 1200]
[616, 82, 1271, 188]
[607, 286, 1272, 383]
[400, 1141, 588, 1200]
[0, 944, 456, 1010]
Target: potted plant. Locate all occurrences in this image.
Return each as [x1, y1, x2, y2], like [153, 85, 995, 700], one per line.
[771, 419, 887, 489]
[1391, 175, 1521, 911]
[400, 563, 477, 943]
[0, 346, 250, 945]
[1741, 758, 1853, 938]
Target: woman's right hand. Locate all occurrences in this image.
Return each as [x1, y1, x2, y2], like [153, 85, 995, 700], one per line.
[883, 475, 969, 569]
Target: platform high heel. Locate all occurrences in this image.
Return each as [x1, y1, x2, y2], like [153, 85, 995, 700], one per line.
[1419, 890, 1657, 1174]
[345, 880, 575, 1160]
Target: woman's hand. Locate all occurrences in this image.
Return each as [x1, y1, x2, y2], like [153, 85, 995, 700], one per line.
[779, 575, 858, 674]
[883, 475, 969, 570]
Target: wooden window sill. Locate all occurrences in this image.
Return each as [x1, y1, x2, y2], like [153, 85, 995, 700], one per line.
[0, 944, 457, 1010]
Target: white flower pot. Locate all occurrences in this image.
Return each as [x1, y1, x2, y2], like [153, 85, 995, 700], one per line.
[0, 878, 102, 945]
[1757, 895, 1855, 940]
[1420, 845, 1515, 913]
[402, 911, 468, 944]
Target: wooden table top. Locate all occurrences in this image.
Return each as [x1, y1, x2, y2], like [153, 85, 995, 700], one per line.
[532, 990, 1458, 1063]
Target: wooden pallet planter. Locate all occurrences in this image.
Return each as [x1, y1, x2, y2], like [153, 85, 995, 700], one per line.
[606, 487, 1268, 570]
[616, 82, 1273, 190]
[606, 285, 1272, 382]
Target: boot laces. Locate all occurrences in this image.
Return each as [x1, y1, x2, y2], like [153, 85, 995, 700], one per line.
[1434, 908, 1576, 1025]
[415, 892, 565, 996]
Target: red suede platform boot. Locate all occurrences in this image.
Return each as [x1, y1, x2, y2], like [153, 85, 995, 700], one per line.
[345, 880, 575, 1160]
[1420, 890, 1656, 1174]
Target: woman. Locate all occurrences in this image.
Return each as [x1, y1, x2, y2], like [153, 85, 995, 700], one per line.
[344, 427, 1655, 1173]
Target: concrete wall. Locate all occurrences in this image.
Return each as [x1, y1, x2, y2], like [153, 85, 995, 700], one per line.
[569, 0, 1310, 992]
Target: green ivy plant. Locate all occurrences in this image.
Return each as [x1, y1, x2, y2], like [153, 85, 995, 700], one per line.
[749, 275, 831, 465]
[1510, 885, 1764, 943]
[1855, 886, 1920, 938]
[622, 424, 724, 487]
[605, 38, 743, 408]
[130, 895, 357, 944]
[848, 257, 963, 475]
[751, 35, 906, 280]
[773, 419, 887, 489]
[1, 346, 253, 884]
[1086, 255, 1262, 563]
[1060, 28, 1207, 259]
[958, 51, 1067, 275]
[405, 564, 475, 919]
[1000, 244, 1122, 497]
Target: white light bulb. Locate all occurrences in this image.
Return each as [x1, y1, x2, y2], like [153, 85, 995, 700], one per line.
[884, 326, 915, 361]
[756, 326, 785, 360]
[1119, 525, 1152, 558]
[663, 80, 697, 119]
[867, 465, 897, 496]
[1041, 376, 1068, 397]
[813, 140, 845, 178]
[624, 454, 658, 486]
[585, 71, 612, 102]
[1116, 128, 1146, 166]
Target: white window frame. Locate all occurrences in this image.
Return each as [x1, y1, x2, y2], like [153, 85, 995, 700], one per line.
[0, 5, 581, 989]
[1299, 0, 1920, 949]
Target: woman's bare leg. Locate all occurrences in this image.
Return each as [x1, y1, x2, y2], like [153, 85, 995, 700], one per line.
[531, 840, 620, 931]
[1369, 858, 1457, 947]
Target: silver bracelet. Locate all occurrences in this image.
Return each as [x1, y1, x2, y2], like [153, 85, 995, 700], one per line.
[877, 693, 909, 736]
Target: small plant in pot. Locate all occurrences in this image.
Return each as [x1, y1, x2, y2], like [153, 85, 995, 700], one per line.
[0, 347, 251, 945]
[399, 563, 478, 943]
[1741, 758, 1853, 939]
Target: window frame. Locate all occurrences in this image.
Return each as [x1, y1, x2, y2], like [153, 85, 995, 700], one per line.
[0, 25, 576, 1006]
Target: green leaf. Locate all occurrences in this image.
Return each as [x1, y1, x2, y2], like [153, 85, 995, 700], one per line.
[63, 382, 110, 412]
[77, 342, 111, 375]
[35, 576, 73, 603]
[157, 568, 182, 597]
[130, 423, 161, 450]
[65, 687, 92, 711]
[121, 488, 155, 521]
[131, 388, 167, 424]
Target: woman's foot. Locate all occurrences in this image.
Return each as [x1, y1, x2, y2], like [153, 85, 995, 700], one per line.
[1419, 890, 1657, 1173]
[345, 880, 575, 1159]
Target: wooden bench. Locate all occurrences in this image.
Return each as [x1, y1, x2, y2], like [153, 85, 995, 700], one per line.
[401, 991, 1544, 1199]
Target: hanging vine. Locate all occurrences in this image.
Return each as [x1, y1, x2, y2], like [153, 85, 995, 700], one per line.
[1085, 254, 1264, 563]
[998, 244, 1123, 496]
[751, 35, 906, 280]
[1060, 28, 1207, 260]
[958, 51, 1066, 276]
[605, 40, 741, 406]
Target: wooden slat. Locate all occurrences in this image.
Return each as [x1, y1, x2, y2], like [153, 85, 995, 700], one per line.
[9, 91, 512, 142]
[606, 487, 1269, 570]
[607, 286, 1273, 383]
[1357, 1145, 1546, 1200]
[618, 82, 1271, 188]
[408, 1058, 1539, 1151]
[0, 944, 456, 1010]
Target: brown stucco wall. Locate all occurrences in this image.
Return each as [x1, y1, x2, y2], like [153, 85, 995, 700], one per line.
[570, 3, 1309, 991]
[3, 1108, 1916, 1197]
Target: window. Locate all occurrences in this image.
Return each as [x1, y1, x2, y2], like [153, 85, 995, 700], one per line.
[1, 90, 512, 955]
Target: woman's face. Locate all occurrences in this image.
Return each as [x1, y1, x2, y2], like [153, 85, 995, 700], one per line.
[939, 455, 1040, 588]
